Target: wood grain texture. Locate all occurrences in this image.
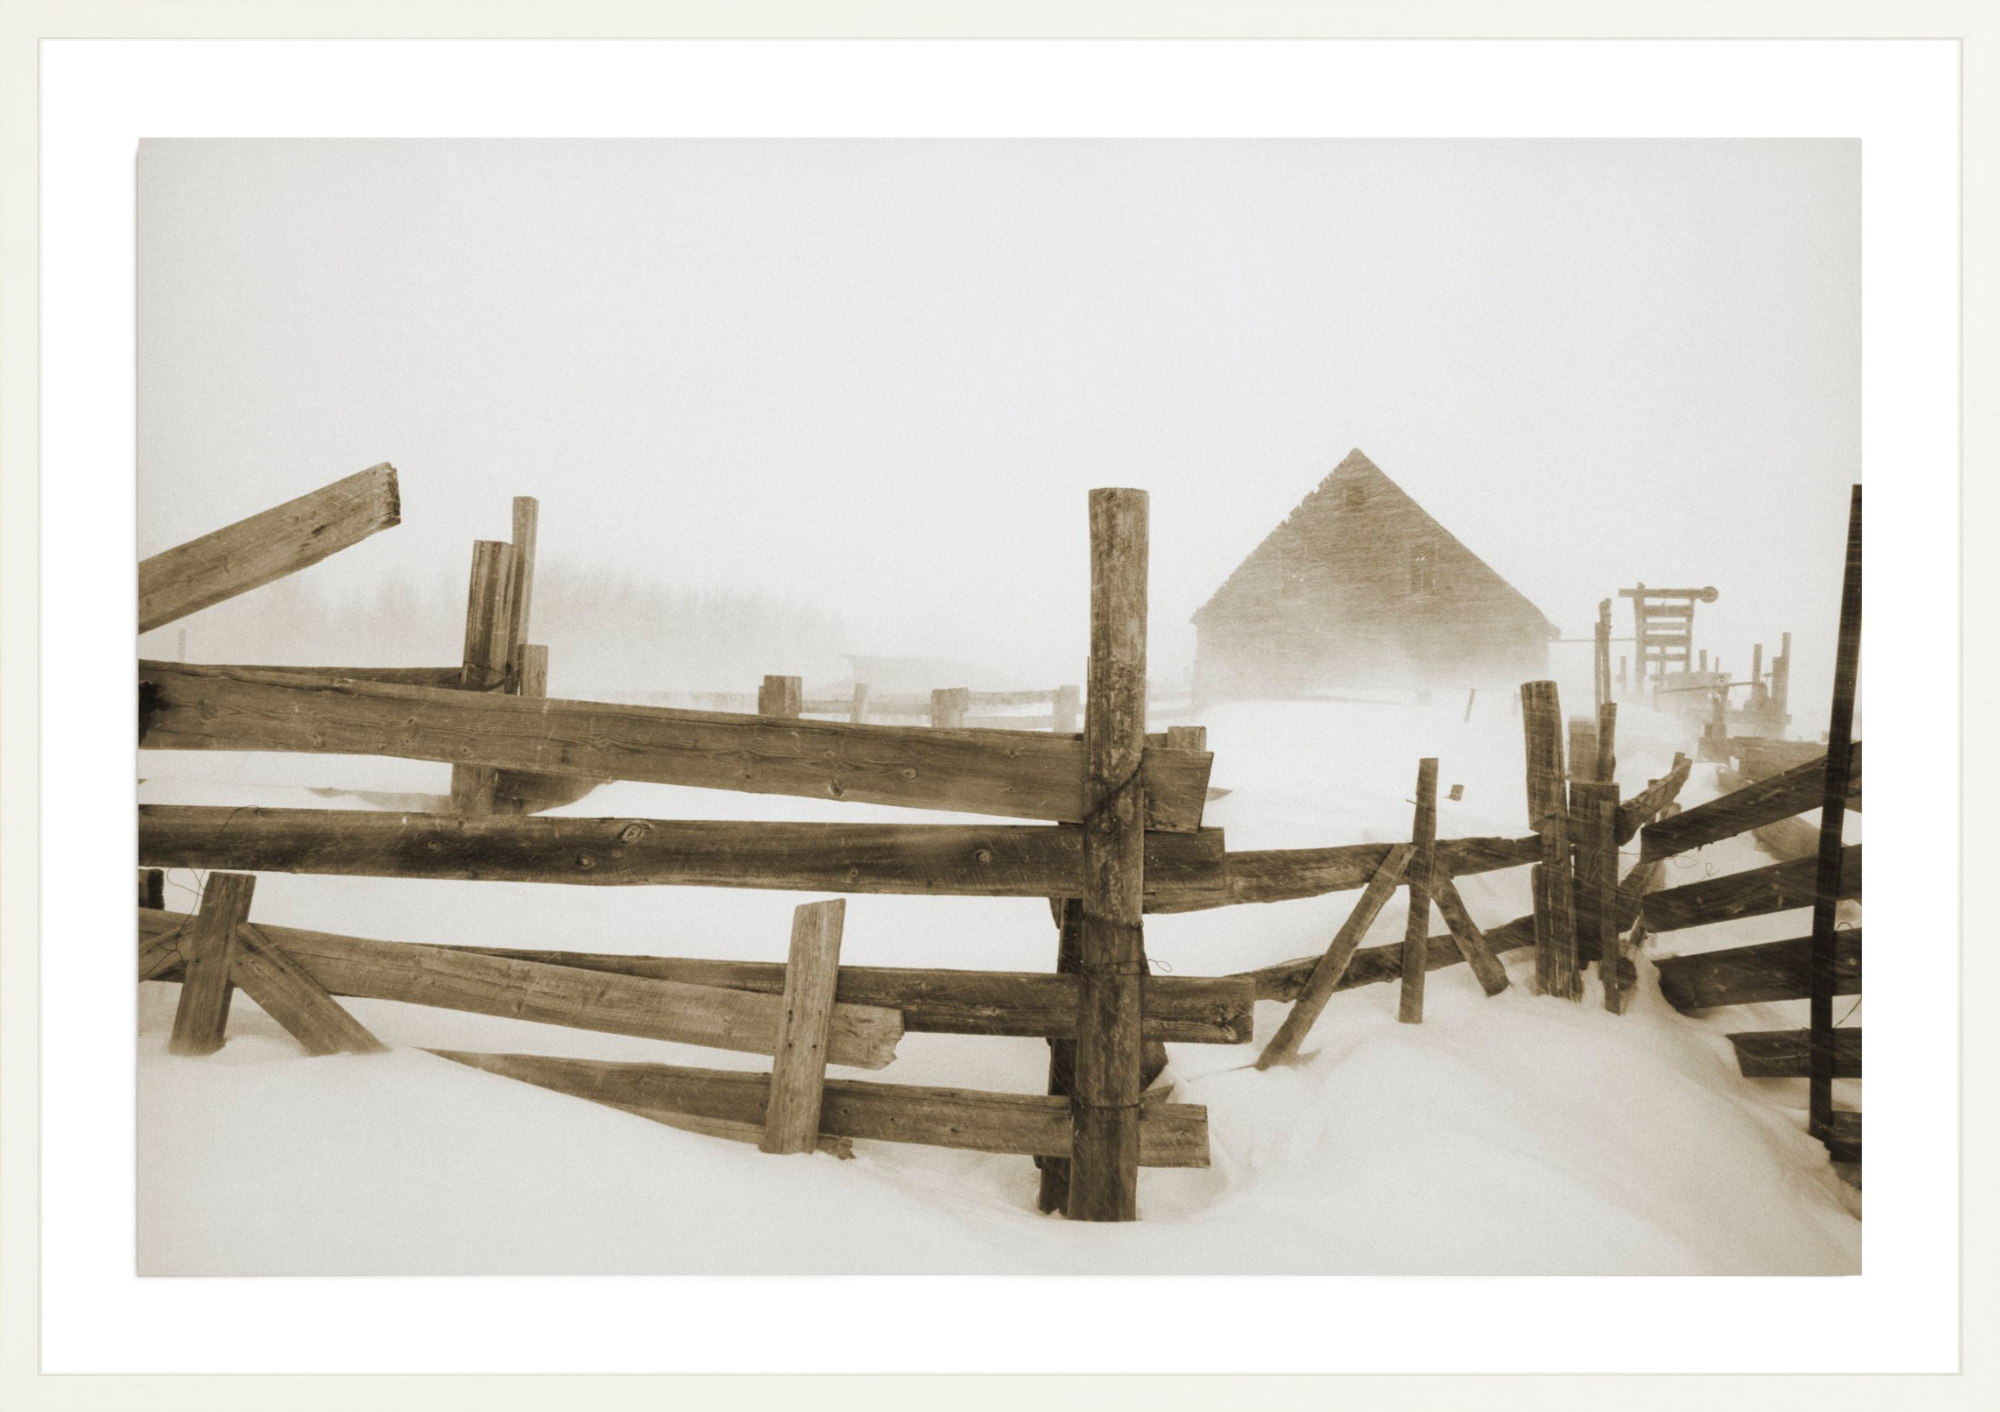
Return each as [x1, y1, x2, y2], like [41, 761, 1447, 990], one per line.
[168, 663, 476, 690]
[1397, 759, 1439, 1024]
[1142, 834, 1538, 914]
[1255, 843, 1413, 1069]
[1654, 931, 1862, 1011]
[1642, 845, 1860, 934]
[1641, 743, 1861, 861]
[1614, 753, 1693, 844]
[508, 497, 538, 666]
[316, 936, 1253, 1043]
[1727, 1027, 1861, 1079]
[761, 900, 847, 1154]
[1036, 896, 1085, 1215]
[137, 907, 901, 1067]
[168, 872, 256, 1056]
[137, 463, 399, 633]
[1521, 680, 1579, 999]
[1431, 867, 1509, 997]
[603, 1101, 854, 1158]
[1809, 485, 1864, 1146]
[427, 1049, 1211, 1167]
[139, 806, 1222, 899]
[230, 924, 385, 1055]
[450, 540, 517, 812]
[137, 662, 1213, 830]
[1070, 486, 1149, 1222]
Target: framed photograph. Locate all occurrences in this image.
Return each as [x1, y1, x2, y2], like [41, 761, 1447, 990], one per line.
[2, 4, 1991, 1409]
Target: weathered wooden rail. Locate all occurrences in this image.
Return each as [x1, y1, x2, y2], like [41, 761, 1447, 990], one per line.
[427, 1049, 1212, 1167]
[140, 904, 905, 1068]
[139, 807, 1225, 899]
[141, 907, 1253, 1044]
[139, 464, 400, 634]
[139, 662, 1213, 831]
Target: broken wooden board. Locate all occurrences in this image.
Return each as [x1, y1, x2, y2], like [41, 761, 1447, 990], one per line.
[138, 464, 400, 633]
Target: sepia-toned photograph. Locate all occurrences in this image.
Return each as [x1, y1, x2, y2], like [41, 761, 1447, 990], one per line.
[135, 137, 1863, 1276]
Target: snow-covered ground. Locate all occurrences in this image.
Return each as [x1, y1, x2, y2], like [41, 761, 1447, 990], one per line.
[137, 694, 1860, 1275]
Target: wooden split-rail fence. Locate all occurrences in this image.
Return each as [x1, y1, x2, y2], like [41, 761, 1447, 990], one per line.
[139, 468, 1251, 1219]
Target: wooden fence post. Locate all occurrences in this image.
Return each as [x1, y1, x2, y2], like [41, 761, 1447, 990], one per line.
[1521, 681, 1579, 998]
[450, 539, 517, 813]
[848, 683, 870, 725]
[1594, 598, 1612, 711]
[1773, 631, 1792, 722]
[1398, 758, 1439, 1023]
[930, 687, 970, 729]
[762, 899, 848, 1155]
[508, 496, 538, 687]
[1068, 488, 1148, 1223]
[1257, 845, 1415, 1068]
[516, 643, 549, 699]
[1036, 896, 1084, 1214]
[168, 872, 257, 1056]
[758, 675, 803, 718]
[1809, 487, 1863, 1154]
[1053, 684, 1081, 735]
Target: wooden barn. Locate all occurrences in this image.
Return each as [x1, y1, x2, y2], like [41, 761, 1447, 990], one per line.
[1192, 448, 1559, 702]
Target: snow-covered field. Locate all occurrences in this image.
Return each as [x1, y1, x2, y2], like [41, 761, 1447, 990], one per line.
[137, 695, 1860, 1276]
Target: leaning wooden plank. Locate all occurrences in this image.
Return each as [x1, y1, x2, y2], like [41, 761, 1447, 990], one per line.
[138, 464, 400, 633]
[1613, 753, 1693, 844]
[425, 1050, 1209, 1167]
[168, 872, 256, 1056]
[139, 807, 1223, 900]
[1144, 834, 1539, 914]
[1431, 868, 1510, 997]
[1654, 932, 1862, 1011]
[375, 940, 1254, 1044]
[1640, 744, 1862, 861]
[137, 661, 1212, 831]
[1239, 911, 1538, 1003]
[762, 900, 847, 1154]
[1726, 1028, 1861, 1079]
[230, 924, 385, 1056]
[1642, 845, 1860, 933]
[137, 908, 900, 1068]
[137, 920, 184, 981]
[1254, 844, 1414, 1069]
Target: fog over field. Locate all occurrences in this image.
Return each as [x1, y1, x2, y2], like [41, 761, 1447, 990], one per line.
[138, 139, 1858, 714]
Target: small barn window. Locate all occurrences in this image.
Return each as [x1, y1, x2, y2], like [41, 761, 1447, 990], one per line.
[1409, 540, 1436, 595]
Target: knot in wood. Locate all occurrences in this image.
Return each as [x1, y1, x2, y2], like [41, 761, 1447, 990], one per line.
[425, 839, 441, 852]
[974, 848, 993, 864]
[617, 823, 647, 843]
[574, 853, 595, 870]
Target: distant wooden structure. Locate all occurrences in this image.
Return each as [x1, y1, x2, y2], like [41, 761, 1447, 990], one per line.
[1191, 449, 1557, 703]
[1619, 583, 1718, 684]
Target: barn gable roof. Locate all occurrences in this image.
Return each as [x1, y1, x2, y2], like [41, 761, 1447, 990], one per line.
[1192, 447, 1559, 636]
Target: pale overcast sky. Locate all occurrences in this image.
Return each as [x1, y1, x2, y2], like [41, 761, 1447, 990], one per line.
[138, 139, 1858, 702]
